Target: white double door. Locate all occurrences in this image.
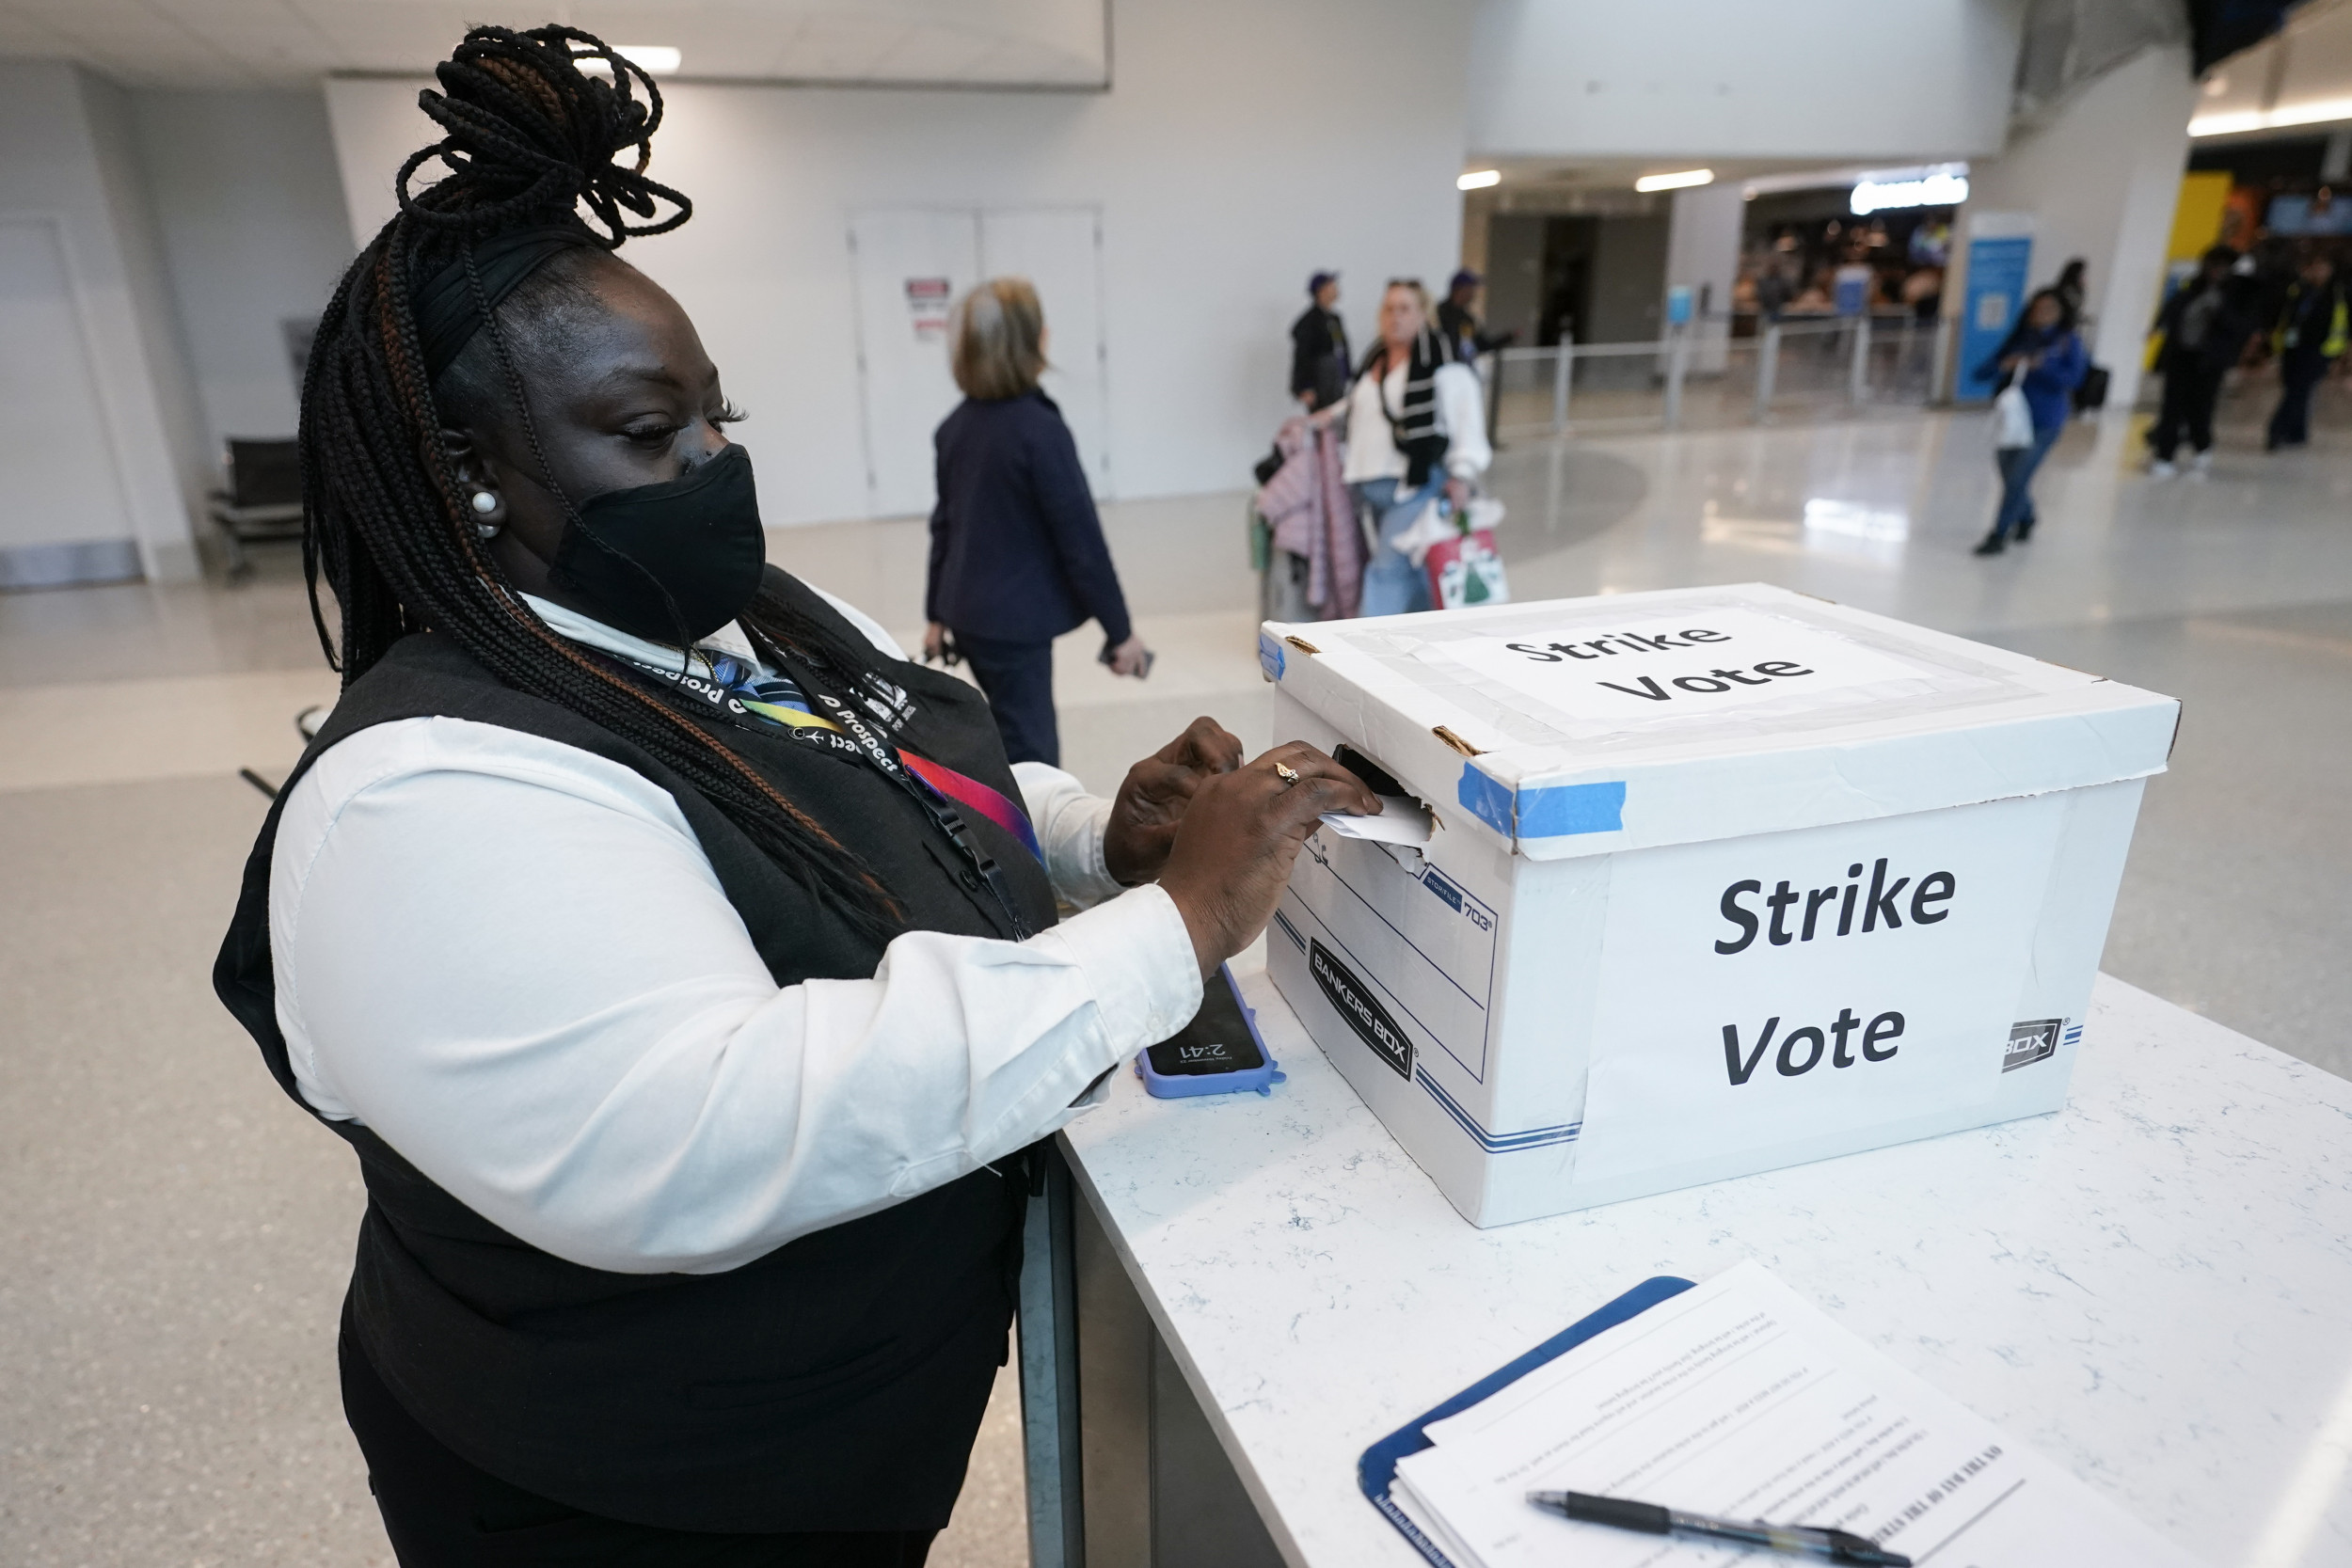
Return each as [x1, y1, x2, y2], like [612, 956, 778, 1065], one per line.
[848, 206, 1107, 518]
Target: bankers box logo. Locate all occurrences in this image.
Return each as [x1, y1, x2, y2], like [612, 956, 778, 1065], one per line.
[1310, 941, 1413, 1080]
[2003, 1018, 2062, 1072]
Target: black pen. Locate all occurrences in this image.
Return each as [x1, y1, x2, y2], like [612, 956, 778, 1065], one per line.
[1527, 1489, 1911, 1566]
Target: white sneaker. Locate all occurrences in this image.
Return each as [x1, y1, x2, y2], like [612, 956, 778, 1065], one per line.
[2188, 451, 2213, 481]
[2147, 459, 2178, 480]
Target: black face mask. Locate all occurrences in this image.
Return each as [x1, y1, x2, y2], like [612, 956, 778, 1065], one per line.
[551, 444, 767, 646]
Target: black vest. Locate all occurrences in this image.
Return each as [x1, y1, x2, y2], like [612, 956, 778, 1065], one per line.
[213, 571, 1061, 1532]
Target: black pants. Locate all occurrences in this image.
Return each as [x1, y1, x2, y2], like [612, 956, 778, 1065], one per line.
[2151, 361, 2225, 460]
[953, 629, 1058, 768]
[342, 1333, 936, 1568]
[2268, 355, 2329, 447]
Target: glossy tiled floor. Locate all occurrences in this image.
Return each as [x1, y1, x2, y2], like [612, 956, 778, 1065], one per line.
[3, 377, 2347, 1564]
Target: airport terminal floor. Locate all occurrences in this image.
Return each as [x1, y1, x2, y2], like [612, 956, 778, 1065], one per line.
[4, 387, 2349, 1564]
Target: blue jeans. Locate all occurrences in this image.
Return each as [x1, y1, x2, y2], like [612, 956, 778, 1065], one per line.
[1992, 424, 2061, 542]
[1355, 475, 1445, 617]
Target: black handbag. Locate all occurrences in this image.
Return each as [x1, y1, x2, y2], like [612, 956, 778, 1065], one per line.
[2074, 363, 2111, 411]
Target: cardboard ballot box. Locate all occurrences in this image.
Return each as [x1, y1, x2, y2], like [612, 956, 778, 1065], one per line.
[1258, 584, 2178, 1226]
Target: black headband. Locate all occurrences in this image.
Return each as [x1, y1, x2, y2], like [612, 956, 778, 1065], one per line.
[413, 225, 599, 380]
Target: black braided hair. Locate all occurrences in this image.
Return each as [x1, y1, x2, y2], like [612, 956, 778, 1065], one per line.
[300, 24, 904, 945]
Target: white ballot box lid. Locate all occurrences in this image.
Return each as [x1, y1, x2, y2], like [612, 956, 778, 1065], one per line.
[1261, 583, 2179, 862]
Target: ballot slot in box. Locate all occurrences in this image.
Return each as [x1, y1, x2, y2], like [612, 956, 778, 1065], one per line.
[1259, 583, 2176, 1227]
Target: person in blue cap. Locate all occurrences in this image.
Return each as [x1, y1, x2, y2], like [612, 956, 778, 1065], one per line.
[1291, 271, 1351, 410]
[1438, 269, 1515, 365]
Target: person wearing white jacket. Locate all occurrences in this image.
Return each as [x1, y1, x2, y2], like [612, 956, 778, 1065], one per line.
[1341, 277, 1493, 615]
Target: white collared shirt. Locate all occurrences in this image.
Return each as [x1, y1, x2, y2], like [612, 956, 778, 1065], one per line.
[267, 586, 1201, 1275]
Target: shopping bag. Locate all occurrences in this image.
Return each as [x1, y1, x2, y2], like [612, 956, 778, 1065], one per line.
[1424, 528, 1509, 609]
[1391, 499, 1459, 567]
[1992, 384, 2034, 449]
[2074, 363, 2110, 411]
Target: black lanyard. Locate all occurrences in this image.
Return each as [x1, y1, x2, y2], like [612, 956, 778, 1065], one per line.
[783, 656, 1034, 942]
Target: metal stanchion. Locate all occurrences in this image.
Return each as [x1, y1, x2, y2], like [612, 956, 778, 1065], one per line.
[1928, 314, 1954, 405]
[1663, 324, 1690, 431]
[1848, 314, 1872, 404]
[1482, 350, 1502, 450]
[1754, 323, 1780, 423]
[1551, 333, 1573, 435]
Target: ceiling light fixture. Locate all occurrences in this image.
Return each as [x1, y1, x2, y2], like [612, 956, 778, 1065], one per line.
[1457, 168, 1502, 191]
[582, 45, 682, 75]
[620, 45, 683, 74]
[2190, 97, 2352, 136]
[1634, 168, 1713, 194]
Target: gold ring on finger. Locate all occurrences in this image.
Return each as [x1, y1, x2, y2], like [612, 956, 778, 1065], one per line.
[1274, 762, 1300, 784]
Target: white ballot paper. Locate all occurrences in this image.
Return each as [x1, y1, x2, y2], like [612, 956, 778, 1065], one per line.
[1320, 795, 1435, 847]
[1389, 1262, 2199, 1568]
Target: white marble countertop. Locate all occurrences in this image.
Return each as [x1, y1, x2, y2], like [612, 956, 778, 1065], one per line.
[1059, 969, 2352, 1568]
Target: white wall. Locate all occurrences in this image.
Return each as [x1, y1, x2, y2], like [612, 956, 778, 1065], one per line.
[81, 73, 210, 549]
[128, 90, 355, 455]
[0, 61, 201, 579]
[1960, 44, 2198, 412]
[325, 0, 1473, 525]
[1469, 0, 2025, 161]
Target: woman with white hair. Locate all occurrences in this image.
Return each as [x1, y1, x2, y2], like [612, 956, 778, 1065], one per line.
[1342, 277, 1492, 616]
[925, 277, 1150, 765]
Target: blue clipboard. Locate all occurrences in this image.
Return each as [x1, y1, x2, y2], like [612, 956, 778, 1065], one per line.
[1358, 1275, 1697, 1567]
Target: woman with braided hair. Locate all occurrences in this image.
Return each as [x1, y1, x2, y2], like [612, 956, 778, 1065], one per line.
[213, 26, 1375, 1564]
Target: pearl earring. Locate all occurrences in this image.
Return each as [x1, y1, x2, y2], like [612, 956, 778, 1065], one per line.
[470, 489, 501, 540]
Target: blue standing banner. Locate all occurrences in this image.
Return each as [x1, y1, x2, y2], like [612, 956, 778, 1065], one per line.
[1833, 263, 1872, 317]
[1953, 213, 2034, 404]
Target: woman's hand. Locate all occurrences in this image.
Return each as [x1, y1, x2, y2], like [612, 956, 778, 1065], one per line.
[1104, 717, 1244, 886]
[1445, 476, 1470, 512]
[1106, 635, 1152, 678]
[1156, 742, 1379, 977]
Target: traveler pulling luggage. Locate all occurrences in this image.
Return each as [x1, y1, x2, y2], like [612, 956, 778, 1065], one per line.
[1262, 273, 1510, 620]
[1339, 278, 1497, 616]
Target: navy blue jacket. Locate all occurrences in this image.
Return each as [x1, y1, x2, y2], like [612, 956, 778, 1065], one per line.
[927, 389, 1132, 648]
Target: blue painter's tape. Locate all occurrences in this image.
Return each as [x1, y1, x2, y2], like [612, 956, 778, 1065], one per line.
[1456, 767, 1627, 840]
[1456, 765, 1514, 837]
[1519, 780, 1627, 837]
[1257, 631, 1285, 682]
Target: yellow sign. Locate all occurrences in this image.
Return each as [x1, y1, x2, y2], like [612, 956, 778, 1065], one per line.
[2166, 171, 2232, 261]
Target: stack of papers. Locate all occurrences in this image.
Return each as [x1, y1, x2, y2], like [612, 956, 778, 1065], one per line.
[1390, 1262, 2200, 1567]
